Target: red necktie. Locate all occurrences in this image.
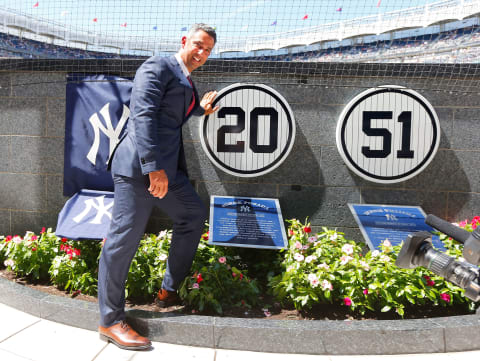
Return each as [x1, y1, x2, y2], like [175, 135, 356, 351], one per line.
[186, 76, 195, 116]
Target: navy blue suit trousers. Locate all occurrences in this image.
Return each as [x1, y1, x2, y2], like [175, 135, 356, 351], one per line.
[98, 170, 206, 327]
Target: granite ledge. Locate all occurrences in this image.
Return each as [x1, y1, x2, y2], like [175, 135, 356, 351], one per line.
[1, 277, 479, 355]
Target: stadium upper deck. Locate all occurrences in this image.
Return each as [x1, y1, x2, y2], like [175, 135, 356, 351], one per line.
[0, 0, 479, 62]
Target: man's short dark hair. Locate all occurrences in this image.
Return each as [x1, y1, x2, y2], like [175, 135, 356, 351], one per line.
[188, 23, 217, 44]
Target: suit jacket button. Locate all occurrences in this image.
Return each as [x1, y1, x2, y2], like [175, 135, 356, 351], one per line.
[141, 158, 146, 165]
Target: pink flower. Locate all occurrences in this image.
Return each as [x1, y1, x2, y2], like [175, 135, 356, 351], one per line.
[308, 236, 317, 243]
[5, 235, 12, 243]
[264, 310, 272, 317]
[192, 283, 200, 289]
[232, 272, 237, 277]
[40, 227, 46, 234]
[427, 280, 435, 287]
[459, 220, 467, 228]
[363, 289, 368, 295]
[383, 239, 392, 247]
[31, 235, 38, 241]
[344, 297, 352, 306]
[288, 229, 294, 236]
[440, 293, 451, 303]
[218, 256, 226, 264]
[294, 241, 302, 249]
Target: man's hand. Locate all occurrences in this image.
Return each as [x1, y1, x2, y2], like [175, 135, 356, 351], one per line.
[148, 169, 168, 199]
[200, 90, 220, 115]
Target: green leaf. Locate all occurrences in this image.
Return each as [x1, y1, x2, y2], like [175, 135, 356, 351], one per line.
[381, 305, 391, 312]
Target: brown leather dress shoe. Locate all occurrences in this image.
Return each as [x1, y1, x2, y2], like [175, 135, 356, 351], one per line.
[98, 320, 151, 351]
[156, 288, 180, 308]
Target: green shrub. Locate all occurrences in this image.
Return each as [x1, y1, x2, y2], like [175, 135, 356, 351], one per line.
[269, 219, 477, 316]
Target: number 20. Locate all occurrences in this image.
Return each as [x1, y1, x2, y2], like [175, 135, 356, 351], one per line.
[216, 107, 278, 154]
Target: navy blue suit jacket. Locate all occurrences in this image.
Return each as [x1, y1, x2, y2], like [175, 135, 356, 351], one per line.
[110, 55, 204, 182]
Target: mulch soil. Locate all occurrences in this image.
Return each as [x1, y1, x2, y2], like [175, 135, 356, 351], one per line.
[0, 268, 474, 321]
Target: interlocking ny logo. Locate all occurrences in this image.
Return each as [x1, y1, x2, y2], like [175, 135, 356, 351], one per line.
[86, 102, 129, 165]
[72, 196, 114, 225]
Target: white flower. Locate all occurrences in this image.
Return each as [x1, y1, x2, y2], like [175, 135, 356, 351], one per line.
[340, 255, 353, 265]
[371, 250, 380, 257]
[318, 263, 330, 270]
[380, 254, 391, 262]
[321, 280, 333, 290]
[4, 259, 14, 267]
[302, 244, 309, 250]
[360, 260, 370, 270]
[52, 270, 58, 276]
[13, 236, 22, 244]
[330, 232, 338, 241]
[294, 253, 304, 262]
[308, 236, 317, 243]
[307, 273, 317, 282]
[286, 266, 295, 272]
[308, 274, 319, 287]
[294, 241, 302, 249]
[341, 243, 354, 255]
[158, 254, 168, 261]
[158, 230, 168, 238]
[305, 255, 317, 263]
[383, 239, 392, 247]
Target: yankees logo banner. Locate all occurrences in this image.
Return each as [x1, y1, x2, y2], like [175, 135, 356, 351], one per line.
[64, 74, 132, 196]
[55, 189, 114, 240]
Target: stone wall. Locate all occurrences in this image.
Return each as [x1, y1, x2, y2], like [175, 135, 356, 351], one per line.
[1, 60, 479, 240]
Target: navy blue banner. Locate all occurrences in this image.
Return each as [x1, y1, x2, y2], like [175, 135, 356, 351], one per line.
[64, 75, 132, 196]
[348, 203, 444, 250]
[56, 189, 114, 240]
[208, 196, 287, 249]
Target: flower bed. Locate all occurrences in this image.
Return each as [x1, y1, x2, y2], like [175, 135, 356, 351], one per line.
[0, 218, 478, 318]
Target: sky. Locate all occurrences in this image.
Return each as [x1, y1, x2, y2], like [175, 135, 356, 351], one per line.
[0, 0, 436, 40]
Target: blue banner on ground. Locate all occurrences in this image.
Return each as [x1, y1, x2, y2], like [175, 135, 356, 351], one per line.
[348, 203, 444, 250]
[55, 189, 114, 240]
[208, 196, 287, 249]
[64, 74, 132, 196]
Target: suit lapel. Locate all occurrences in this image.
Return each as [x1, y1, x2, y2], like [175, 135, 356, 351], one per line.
[168, 56, 194, 119]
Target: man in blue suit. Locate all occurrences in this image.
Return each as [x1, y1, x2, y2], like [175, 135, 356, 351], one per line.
[98, 23, 218, 350]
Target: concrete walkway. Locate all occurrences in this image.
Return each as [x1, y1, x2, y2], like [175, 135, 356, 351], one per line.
[1, 303, 479, 361]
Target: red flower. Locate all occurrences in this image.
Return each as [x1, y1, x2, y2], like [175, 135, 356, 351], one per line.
[423, 275, 431, 281]
[202, 231, 209, 240]
[440, 293, 451, 303]
[61, 238, 67, 243]
[32, 247, 37, 251]
[40, 227, 46, 234]
[427, 280, 435, 286]
[472, 216, 480, 229]
[74, 249, 81, 257]
[343, 297, 352, 306]
[196, 273, 204, 283]
[303, 226, 312, 233]
[288, 229, 294, 236]
[5, 235, 12, 243]
[241, 300, 245, 305]
[239, 274, 243, 280]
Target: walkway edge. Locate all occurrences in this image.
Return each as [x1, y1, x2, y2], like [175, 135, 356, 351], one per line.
[1, 277, 479, 355]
